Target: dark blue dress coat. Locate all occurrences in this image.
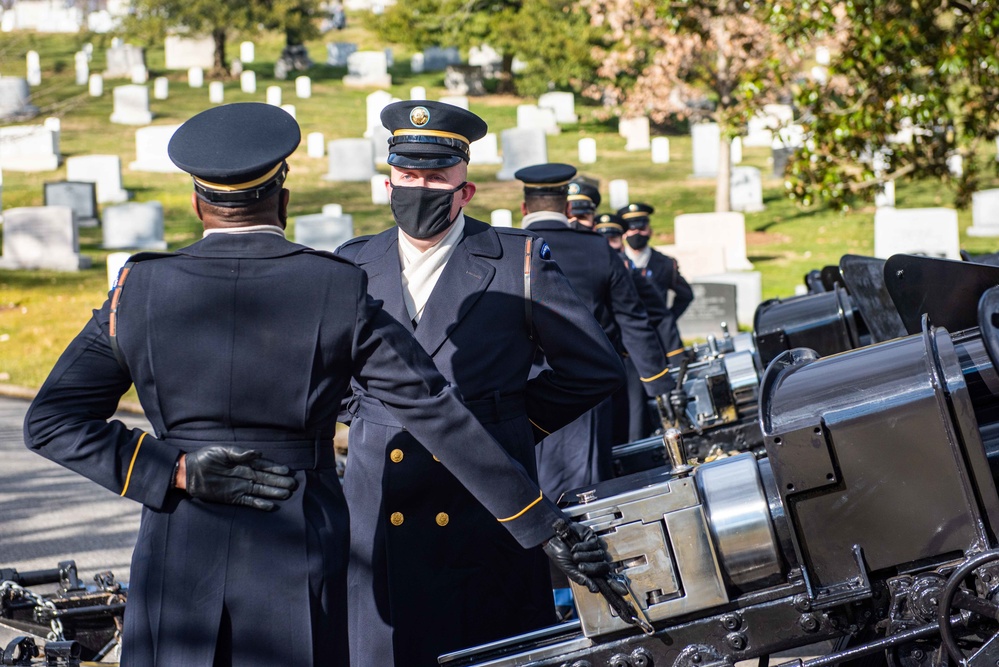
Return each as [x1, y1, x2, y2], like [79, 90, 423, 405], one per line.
[335, 217, 623, 667]
[642, 248, 694, 344]
[24, 232, 563, 667]
[523, 218, 672, 500]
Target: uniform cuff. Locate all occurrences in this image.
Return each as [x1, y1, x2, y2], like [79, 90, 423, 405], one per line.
[496, 495, 563, 548]
[120, 434, 179, 510]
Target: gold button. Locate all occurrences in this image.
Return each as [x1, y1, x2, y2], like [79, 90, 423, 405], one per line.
[435, 512, 449, 527]
[390, 512, 404, 526]
[390, 449, 404, 463]
[433, 455, 440, 462]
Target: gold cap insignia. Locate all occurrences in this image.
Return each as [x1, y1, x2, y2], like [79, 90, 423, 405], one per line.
[568, 183, 580, 195]
[410, 106, 430, 127]
[629, 204, 639, 211]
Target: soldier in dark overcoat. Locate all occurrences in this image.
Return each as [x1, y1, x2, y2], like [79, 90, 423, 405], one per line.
[335, 101, 624, 667]
[517, 165, 674, 500]
[23, 103, 609, 667]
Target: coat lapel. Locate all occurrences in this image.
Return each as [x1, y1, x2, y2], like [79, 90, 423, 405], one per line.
[413, 218, 500, 357]
[353, 231, 414, 333]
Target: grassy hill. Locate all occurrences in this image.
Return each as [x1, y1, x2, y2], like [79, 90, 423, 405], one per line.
[2, 23, 998, 391]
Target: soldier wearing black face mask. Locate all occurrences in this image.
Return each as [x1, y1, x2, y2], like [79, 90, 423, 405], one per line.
[335, 101, 624, 667]
[618, 203, 693, 360]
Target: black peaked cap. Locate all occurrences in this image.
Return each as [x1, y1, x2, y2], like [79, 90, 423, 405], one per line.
[618, 202, 655, 228]
[568, 180, 601, 212]
[514, 163, 578, 193]
[594, 212, 625, 237]
[382, 100, 488, 169]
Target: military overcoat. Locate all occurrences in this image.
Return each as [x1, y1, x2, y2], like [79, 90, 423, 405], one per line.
[24, 232, 562, 667]
[335, 216, 623, 666]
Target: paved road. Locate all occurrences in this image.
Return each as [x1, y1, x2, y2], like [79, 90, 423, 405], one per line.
[0, 396, 149, 584]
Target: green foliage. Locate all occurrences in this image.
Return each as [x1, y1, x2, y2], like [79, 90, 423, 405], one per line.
[779, 0, 999, 210]
[365, 0, 594, 95]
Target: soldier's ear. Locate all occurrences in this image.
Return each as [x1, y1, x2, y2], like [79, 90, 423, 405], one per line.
[191, 192, 203, 221]
[521, 201, 529, 216]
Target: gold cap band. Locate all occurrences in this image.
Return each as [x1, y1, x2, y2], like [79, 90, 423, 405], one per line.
[193, 162, 284, 192]
[621, 210, 651, 220]
[567, 194, 594, 202]
[393, 128, 470, 144]
[524, 179, 572, 188]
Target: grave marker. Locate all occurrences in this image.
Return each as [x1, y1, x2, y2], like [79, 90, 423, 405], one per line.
[578, 138, 597, 165]
[873, 208, 960, 260]
[497, 128, 548, 181]
[66, 155, 128, 204]
[651, 137, 670, 164]
[103, 202, 167, 250]
[129, 125, 183, 173]
[110, 85, 153, 125]
[0, 125, 59, 171]
[307, 132, 326, 158]
[469, 133, 502, 165]
[674, 212, 754, 271]
[44, 181, 99, 227]
[325, 139, 376, 181]
[0, 206, 86, 271]
[293, 213, 355, 251]
[609, 179, 629, 210]
[241, 71, 257, 94]
[692, 123, 720, 177]
[676, 283, 739, 339]
[968, 189, 999, 237]
[491, 209, 513, 228]
[619, 117, 650, 151]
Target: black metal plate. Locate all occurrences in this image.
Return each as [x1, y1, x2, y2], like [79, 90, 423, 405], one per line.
[884, 254, 999, 335]
[839, 254, 907, 343]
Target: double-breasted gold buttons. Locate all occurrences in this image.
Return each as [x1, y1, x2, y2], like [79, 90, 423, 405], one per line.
[435, 512, 449, 527]
[390, 449, 404, 463]
[390, 512, 404, 526]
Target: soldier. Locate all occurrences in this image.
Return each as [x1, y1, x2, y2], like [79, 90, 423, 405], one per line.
[335, 101, 624, 667]
[517, 164, 673, 499]
[618, 202, 693, 357]
[567, 180, 600, 229]
[596, 212, 683, 441]
[24, 103, 612, 667]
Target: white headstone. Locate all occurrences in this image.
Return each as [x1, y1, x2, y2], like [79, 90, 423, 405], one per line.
[209, 81, 224, 104]
[130, 64, 148, 84]
[497, 128, 548, 181]
[409, 86, 426, 100]
[89, 73, 104, 97]
[421, 46, 461, 71]
[322, 204, 343, 217]
[410, 53, 425, 74]
[469, 133, 502, 165]
[295, 76, 312, 99]
[875, 181, 896, 208]
[674, 212, 754, 271]
[66, 154, 128, 203]
[0, 125, 59, 171]
[110, 85, 152, 125]
[325, 139, 376, 181]
[240, 71, 257, 94]
[266, 86, 282, 106]
[370, 125, 391, 164]
[609, 179, 629, 210]
[75, 51, 89, 86]
[947, 154, 963, 177]
[730, 166, 764, 213]
[104, 44, 145, 78]
[240, 41, 255, 64]
[26, 51, 41, 86]
[969, 189, 999, 237]
[0, 78, 39, 119]
[816, 46, 831, 66]
[438, 95, 469, 110]
[164, 35, 215, 70]
[129, 125, 183, 172]
[307, 132, 326, 158]
[692, 123, 721, 177]
[578, 138, 597, 164]
[327, 42, 358, 67]
[107, 252, 133, 290]
[873, 207, 960, 260]
[370, 174, 389, 205]
[744, 116, 772, 147]
[619, 117, 650, 151]
[293, 213, 354, 251]
[187, 67, 204, 88]
[517, 104, 559, 135]
[343, 51, 391, 88]
[491, 209, 513, 228]
[103, 201, 167, 249]
[153, 76, 169, 100]
[731, 136, 743, 164]
[469, 44, 503, 77]
[655, 244, 727, 279]
[280, 104, 296, 120]
[44, 117, 61, 134]
[651, 137, 670, 164]
[43, 181, 98, 227]
[0, 206, 85, 271]
[365, 90, 394, 137]
[538, 91, 577, 124]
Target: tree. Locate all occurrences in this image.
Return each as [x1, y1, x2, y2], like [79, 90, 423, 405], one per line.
[121, 0, 263, 75]
[777, 0, 999, 210]
[582, 0, 804, 212]
[367, 0, 596, 96]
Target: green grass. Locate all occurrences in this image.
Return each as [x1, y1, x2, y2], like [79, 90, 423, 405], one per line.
[2, 28, 999, 391]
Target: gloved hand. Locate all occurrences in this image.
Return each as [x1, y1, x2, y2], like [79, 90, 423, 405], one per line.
[184, 445, 299, 511]
[543, 520, 626, 595]
[668, 387, 688, 416]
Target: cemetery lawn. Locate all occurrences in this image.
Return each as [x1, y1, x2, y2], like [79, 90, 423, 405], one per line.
[2, 29, 999, 392]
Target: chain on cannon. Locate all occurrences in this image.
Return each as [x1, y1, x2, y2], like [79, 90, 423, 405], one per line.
[0, 580, 64, 641]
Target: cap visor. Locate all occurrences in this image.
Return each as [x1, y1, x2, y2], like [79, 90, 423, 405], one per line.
[388, 153, 463, 169]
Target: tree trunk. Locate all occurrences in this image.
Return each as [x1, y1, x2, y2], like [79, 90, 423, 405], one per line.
[497, 51, 515, 94]
[711, 12, 732, 212]
[212, 28, 228, 77]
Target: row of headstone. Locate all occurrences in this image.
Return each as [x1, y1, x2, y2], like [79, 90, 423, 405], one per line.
[2, 0, 84, 33]
[0, 78, 39, 120]
[343, 51, 392, 87]
[164, 34, 215, 70]
[411, 47, 461, 73]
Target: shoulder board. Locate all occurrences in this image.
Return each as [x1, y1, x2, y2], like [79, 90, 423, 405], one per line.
[127, 251, 176, 263]
[492, 227, 533, 238]
[301, 248, 356, 265]
[337, 235, 374, 250]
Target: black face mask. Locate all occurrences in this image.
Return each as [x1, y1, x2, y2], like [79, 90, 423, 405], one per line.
[626, 233, 650, 250]
[390, 181, 466, 240]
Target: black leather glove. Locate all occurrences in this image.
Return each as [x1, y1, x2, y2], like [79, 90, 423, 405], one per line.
[543, 520, 626, 595]
[185, 445, 298, 511]
[668, 387, 688, 415]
